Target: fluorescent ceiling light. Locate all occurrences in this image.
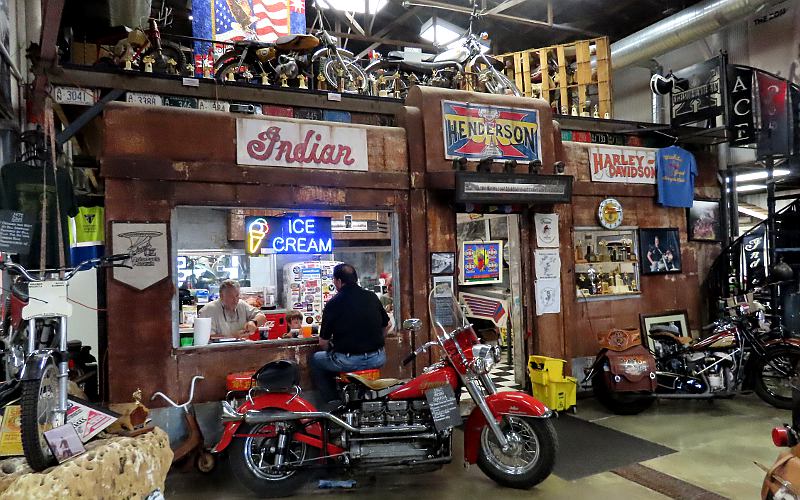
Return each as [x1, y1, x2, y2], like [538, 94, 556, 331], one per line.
[316, 0, 388, 14]
[737, 184, 767, 192]
[420, 17, 464, 46]
[735, 169, 791, 182]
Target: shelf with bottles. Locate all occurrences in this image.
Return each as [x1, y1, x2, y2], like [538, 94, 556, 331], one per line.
[573, 227, 640, 299]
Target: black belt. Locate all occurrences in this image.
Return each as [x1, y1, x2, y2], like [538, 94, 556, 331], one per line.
[337, 348, 384, 358]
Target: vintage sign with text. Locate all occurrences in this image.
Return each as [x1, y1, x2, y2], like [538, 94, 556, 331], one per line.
[588, 145, 657, 184]
[442, 100, 541, 162]
[237, 118, 368, 171]
[111, 222, 169, 291]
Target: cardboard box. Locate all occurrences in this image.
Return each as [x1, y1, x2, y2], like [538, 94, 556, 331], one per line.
[71, 42, 98, 65]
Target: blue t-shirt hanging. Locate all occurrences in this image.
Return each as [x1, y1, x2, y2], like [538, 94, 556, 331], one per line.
[656, 146, 697, 208]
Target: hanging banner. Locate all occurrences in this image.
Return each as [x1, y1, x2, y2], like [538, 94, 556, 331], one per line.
[111, 222, 169, 291]
[441, 100, 542, 162]
[588, 144, 657, 184]
[727, 65, 756, 146]
[741, 225, 767, 289]
[757, 71, 791, 157]
[791, 84, 800, 156]
[237, 118, 369, 171]
[670, 56, 725, 126]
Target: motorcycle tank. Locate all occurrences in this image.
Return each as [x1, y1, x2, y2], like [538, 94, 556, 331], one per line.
[387, 364, 459, 400]
[691, 328, 737, 350]
[433, 46, 470, 64]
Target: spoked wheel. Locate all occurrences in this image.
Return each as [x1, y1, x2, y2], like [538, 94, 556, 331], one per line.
[21, 359, 62, 471]
[229, 422, 318, 497]
[143, 40, 187, 75]
[754, 346, 800, 410]
[477, 416, 557, 489]
[215, 60, 267, 85]
[323, 57, 368, 93]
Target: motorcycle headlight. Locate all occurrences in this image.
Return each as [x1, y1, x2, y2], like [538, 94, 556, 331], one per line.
[471, 344, 497, 375]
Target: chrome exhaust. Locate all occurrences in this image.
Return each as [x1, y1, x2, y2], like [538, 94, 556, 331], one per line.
[221, 400, 245, 423]
[244, 409, 429, 435]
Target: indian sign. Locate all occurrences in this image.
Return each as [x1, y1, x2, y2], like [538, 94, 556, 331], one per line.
[237, 117, 368, 171]
[442, 100, 541, 162]
[588, 145, 657, 184]
[111, 222, 169, 291]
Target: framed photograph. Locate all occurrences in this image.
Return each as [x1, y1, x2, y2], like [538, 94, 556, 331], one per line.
[460, 240, 503, 285]
[432, 275, 455, 297]
[431, 252, 455, 275]
[687, 200, 721, 242]
[640, 310, 690, 350]
[639, 228, 681, 274]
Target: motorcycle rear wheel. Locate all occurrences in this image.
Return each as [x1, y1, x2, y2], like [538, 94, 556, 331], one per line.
[229, 422, 318, 497]
[20, 359, 61, 471]
[142, 40, 186, 75]
[753, 346, 800, 410]
[477, 416, 557, 489]
[592, 371, 654, 415]
[322, 57, 368, 93]
[215, 60, 265, 85]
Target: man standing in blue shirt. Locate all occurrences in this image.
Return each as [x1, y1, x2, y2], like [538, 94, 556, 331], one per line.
[656, 145, 697, 208]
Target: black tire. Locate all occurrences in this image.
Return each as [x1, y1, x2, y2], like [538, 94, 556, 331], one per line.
[322, 56, 368, 93]
[20, 360, 61, 471]
[215, 59, 265, 85]
[477, 416, 557, 489]
[229, 422, 318, 497]
[592, 370, 654, 415]
[753, 346, 800, 410]
[143, 40, 187, 75]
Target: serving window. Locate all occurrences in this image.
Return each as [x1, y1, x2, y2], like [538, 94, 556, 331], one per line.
[172, 207, 399, 348]
[573, 227, 641, 300]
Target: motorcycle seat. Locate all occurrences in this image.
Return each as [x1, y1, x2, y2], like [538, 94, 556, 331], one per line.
[233, 40, 274, 50]
[649, 330, 691, 345]
[343, 373, 401, 391]
[11, 281, 28, 301]
[395, 59, 458, 72]
[386, 51, 436, 63]
[275, 34, 319, 51]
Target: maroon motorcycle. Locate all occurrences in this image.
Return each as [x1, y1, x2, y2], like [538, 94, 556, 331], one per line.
[212, 285, 558, 497]
[586, 303, 800, 414]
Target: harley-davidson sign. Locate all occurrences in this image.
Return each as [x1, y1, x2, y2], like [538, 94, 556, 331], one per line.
[442, 100, 541, 162]
[237, 118, 368, 171]
[588, 144, 657, 184]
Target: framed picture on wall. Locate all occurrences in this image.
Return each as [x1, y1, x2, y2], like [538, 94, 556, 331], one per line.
[431, 252, 455, 275]
[638, 228, 681, 274]
[432, 275, 455, 297]
[640, 310, 689, 350]
[460, 240, 503, 285]
[687, 199, 721, 242]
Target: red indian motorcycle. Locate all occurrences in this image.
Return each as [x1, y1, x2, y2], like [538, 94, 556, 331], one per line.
[213, 285, 558, 497]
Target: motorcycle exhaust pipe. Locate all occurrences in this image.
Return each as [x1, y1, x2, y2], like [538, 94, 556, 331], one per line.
[244, 409, 429, 435]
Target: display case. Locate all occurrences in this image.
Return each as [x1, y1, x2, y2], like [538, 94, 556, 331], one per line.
[573, 227, 640, 299]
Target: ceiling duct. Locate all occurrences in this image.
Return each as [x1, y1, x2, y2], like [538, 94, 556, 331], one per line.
[610, 0, 772, 69]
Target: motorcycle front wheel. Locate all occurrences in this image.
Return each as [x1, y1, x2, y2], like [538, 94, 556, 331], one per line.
[142, 40, 187, 75]
[215, 60, 265, 85]
[229, 422, 319, 498]
[753, 346, 800, 409]
[20, 359, 62, 471]
[477, 416, 557, 489]
[322, 57, 368, 93]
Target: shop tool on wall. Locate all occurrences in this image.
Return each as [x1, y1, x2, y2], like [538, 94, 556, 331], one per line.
[212, 284, 557, 497]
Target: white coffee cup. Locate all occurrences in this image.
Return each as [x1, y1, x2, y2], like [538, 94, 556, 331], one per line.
[193, 317, 212, 346]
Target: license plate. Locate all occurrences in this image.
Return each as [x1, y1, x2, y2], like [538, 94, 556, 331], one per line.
[198, 99, 230, 112]
[126, 92, 163, 107]
[53, 86, 97, 106]
[164, 96, 198, 109]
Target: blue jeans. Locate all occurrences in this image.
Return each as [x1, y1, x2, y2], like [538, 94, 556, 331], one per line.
[310, 349, 386, 404]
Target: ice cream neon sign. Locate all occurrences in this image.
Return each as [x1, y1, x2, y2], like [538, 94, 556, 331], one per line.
[245, 216, 333, 255]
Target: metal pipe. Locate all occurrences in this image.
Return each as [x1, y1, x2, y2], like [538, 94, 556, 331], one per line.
[243, 410, 429, 435]
[611, 0, 772, 69]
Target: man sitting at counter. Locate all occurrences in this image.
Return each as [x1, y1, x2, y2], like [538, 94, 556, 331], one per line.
[198, 279, 266, 341]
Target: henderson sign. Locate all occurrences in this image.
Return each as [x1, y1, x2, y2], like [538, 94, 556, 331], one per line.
[236, 117, 369, 171]
[588, 144, 657, 185]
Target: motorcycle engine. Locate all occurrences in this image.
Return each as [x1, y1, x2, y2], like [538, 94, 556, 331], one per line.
[275, 55, 300, 79]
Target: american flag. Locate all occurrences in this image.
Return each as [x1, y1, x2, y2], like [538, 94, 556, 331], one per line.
[214, 0, 291, 43]
[460, 292, 508, 326]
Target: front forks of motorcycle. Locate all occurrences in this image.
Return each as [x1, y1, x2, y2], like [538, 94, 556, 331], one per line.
[465, 379, 509, 449]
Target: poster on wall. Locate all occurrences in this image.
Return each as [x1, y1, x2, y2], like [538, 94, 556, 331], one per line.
[534, 213, 559, 247]
[460, 241, 503, 285]
[535, 278, 561, 315]
[534, 249, 561, 279]
[111, 222, 169, 291]
[588, 145, 657, 184]
[441, 100, 541, 162]
[670, 56, 725, 126]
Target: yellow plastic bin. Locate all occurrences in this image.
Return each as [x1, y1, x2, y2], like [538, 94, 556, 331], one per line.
[528, 355, 577, 412]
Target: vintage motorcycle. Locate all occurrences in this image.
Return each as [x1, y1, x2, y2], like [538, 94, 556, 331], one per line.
[364, 1, 519, 98]
[760, 376, 800, 499]
[102, 17, 187, 75]
[586, 302, 800, 415]
[213, 284, 557, 497]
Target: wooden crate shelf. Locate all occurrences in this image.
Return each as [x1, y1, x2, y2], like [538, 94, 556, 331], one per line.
[499, 36, 612, 119]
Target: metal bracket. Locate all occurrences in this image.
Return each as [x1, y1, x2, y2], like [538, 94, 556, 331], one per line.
[56, 88, 125, 147]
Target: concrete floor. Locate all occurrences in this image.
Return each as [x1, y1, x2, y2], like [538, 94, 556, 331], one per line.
[165, 394, 787, 500]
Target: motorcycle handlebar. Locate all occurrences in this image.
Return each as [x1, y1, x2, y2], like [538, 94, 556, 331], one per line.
[0, 253, 132, 282]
